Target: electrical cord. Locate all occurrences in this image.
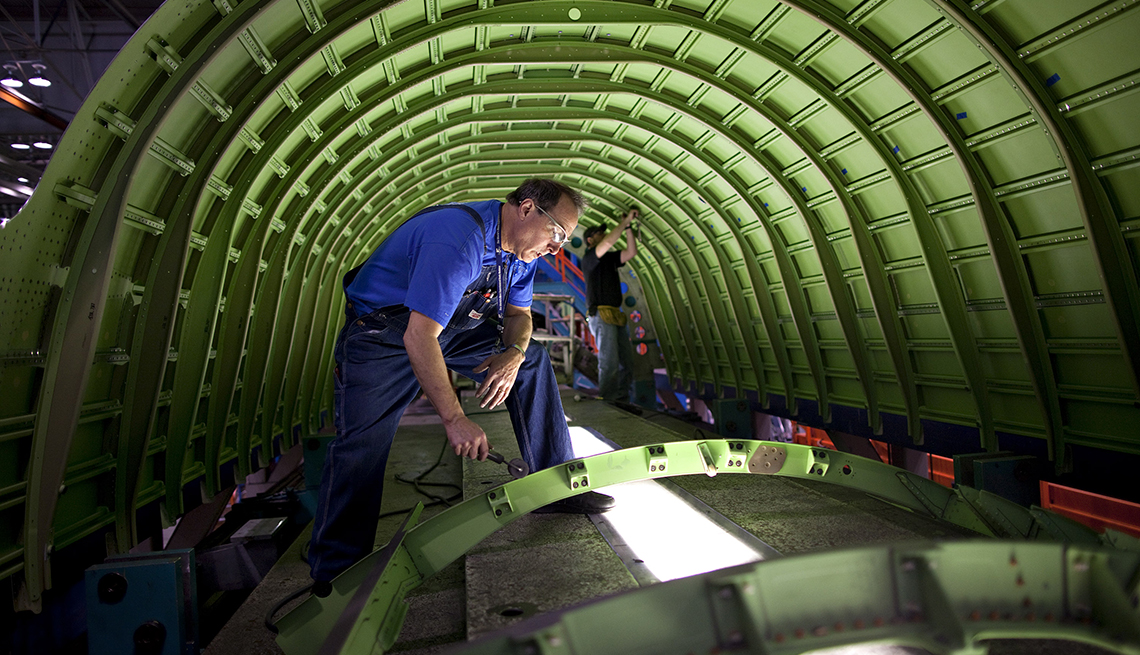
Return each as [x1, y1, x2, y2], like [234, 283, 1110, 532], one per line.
[264, 583, 314, 634]
[382, 435, 463, 516]
[266, 436, 466, 634]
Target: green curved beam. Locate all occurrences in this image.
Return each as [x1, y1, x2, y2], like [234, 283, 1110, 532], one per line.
[327, 137, 777, 397]
[268, 51, 922, 430]
[363, 126, 799, 398]
[339, 178, 708, 397]
[10, 0, 1139, 614]
[20, 0, 271, 608]
[175, 2, 989, 446]
[454, 539, 1140, 655]
[310, 114, 800, 403]
[330, 162, 732, 396]
[273, 437, 1139, 654]
[786, 0, 1053, 459]
[932, 0, 1140, 403]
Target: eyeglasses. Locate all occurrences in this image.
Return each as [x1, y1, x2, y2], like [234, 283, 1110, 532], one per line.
[533, 202, 570, 248]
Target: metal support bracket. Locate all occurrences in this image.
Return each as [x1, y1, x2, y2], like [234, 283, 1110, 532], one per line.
[697, 441, 718, 477]
[646, 445, 669, 475]
[486, 488, 513, 519]
[564, 461, 591, 491]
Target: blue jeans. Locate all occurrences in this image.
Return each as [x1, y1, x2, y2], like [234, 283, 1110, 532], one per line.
[588, 315, 634, 403]
[308, 308, 575, 582]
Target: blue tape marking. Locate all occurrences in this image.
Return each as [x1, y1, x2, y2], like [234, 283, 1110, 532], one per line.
[764, 202, 769, 207]
[892, 146, 900, 154]
[1046, 73, 1061, 87]
[802, 186, 808, 192]
[841, 168, 848, 175]
[956, 111, 968, 120]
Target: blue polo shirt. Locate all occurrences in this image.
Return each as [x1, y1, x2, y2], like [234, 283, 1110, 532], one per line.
[345, 200, 538, 327]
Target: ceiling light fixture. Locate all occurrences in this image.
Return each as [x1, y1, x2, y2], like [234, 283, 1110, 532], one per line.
[17, 177, 29, 183]
[28, 64, 50, 87]
[1, 64, 22, 88]
[33, 141, 52, 149]
[10, 143, 31, 150]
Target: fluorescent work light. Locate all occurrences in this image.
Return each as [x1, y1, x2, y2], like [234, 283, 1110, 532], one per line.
[568, 426, 765, 582]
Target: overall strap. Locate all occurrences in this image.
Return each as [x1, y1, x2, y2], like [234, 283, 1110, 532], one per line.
[341, 203, 488, 290]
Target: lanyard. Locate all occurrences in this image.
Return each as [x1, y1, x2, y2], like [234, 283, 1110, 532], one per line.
[494, 215, 513, 349]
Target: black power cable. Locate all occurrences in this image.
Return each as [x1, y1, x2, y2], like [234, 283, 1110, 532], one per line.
[264, 583, 313, 634]
[381, 435, 463, 518]
[265, 436, 463, 634]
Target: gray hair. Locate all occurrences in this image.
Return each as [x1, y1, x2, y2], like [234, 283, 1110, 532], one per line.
[506, 178, 587, 216]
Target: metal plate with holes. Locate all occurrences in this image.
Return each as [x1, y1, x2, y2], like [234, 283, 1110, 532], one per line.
[748, 444, 787, 474]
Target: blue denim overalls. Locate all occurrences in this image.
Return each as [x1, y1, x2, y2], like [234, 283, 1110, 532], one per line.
[308, 205, 574, 583]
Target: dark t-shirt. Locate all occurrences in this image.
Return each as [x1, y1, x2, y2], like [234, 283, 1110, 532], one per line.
[582, 247, 625, 313]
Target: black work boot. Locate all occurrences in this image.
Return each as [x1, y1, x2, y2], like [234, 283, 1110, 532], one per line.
[533, 491, 616, 514]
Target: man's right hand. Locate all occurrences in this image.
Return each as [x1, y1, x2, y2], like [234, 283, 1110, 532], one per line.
[443, 415, 489, 460]
[623, 208, 639, 225]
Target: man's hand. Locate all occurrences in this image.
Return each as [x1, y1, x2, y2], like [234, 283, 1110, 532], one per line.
[443, 415, 489, 460]
[622, 208, 639, 226]
[473, 347, 526, 409]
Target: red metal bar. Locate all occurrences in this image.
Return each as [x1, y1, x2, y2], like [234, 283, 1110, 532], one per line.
[1039, 481, 1140, 538]
[790, 424, 834, 450]
[546, 249, 593, 351]
[554, 249, 584, 279]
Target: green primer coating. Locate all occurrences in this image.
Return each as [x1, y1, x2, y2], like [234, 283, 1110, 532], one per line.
[274, 439, 1140, 654]
[2, 0, 1139, 613]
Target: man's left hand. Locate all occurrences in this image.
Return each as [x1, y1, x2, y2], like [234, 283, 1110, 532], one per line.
[473, 346, 526, 409]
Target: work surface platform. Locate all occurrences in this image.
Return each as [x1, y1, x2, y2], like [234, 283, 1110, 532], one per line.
[207, 391, 1096, 655]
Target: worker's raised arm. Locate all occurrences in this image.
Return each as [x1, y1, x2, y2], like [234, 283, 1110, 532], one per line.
[593, 208, 638, 257]
[620, 222, 638, 264]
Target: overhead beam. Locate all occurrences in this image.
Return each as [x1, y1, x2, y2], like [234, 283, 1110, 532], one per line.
[0, 85, 69, 130]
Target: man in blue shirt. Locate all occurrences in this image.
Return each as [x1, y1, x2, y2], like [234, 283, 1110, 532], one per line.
[308, 179, 615, 592]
